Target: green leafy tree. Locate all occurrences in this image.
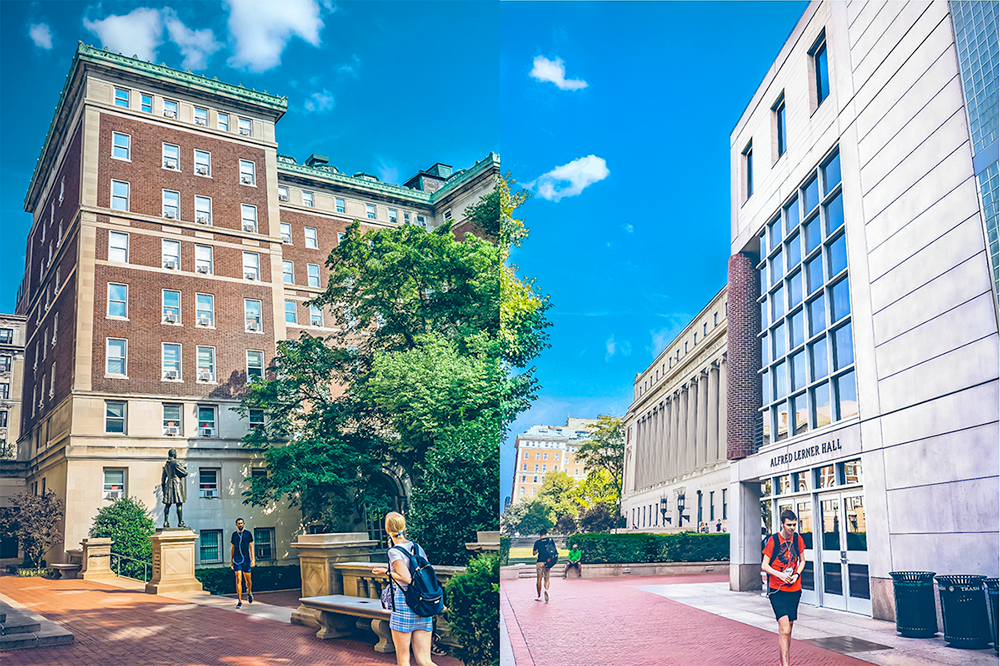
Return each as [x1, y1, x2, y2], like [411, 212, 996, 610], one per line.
[578, 503, 617, 533]
[518, 501, 554, 535]
[444, 553, 499, 666]
[575, 415, 625, 520]
[554, 513, 578, 535]
[571, 469, 619, 511]
[89, 496, 156, 580]
[535, 471, 580, 521]
[0, 491, 64, 569]
[500, 499, 530, 537]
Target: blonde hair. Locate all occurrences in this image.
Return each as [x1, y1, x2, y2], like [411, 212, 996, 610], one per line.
[385, 511, 406, 540]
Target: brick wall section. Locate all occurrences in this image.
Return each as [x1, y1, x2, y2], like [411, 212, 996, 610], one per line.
[726, 252, 762, 460]
[277, 208, 349, 290]
[97, 115, 268, 232]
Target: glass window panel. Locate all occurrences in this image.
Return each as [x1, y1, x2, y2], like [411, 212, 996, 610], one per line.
[762, 369, 770, 404]
[826, 193, 844, 234]
[824, 562, 843, 595]
[832, 323, 854, 370]
[803, 177, 819, 213]
[831, 277, 851, 321]
[809, 336, 829, 382]
[795, 473, 809, 494]
[197, 347, 215, 375]
[804, 215, 822, 254]
[773, 322, 786, 358]
[805, 254, 824, 295]
[792, 392, 809, 435]
[778, 475, 791, 495]
[808, 295, 826, 337]
[771, 249, 784, 285]
[762, 410, 771, 447]
[845, 496, 867, 552]
[776, 402, 789, 441]
[760, 298, 768, 330]
[813, 382, 832, 427]
[801, 560, 815, 591]
[823, 152, 842, 193]
[772, 285, 785, 320]
[768, 218, 781, 253]
[787, 232, 801, 269]
[829, 233, 848, 277]
[837, 370, 858, 420]
[790, 309, 805, 349]
[790, 350, 806, 392]
[284, 300, 296, 324]
[785, 196, 800, 231]
[108, 284, 127, 317]
[821, 497, 840, 551]
[815, 41, 829, 104]
[761, 334, 769, 367]
[844, 459, 862, 485]
[774, 359, 788, 399]
[198, 406, 216, 427]
[789, 269, 803, 308]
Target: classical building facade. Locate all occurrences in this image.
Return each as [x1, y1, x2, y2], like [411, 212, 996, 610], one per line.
[510, 418, 596, 502]
[726, 0, 998, 621]
[622, 288, 728, 532]
[15, 43, 497, 566]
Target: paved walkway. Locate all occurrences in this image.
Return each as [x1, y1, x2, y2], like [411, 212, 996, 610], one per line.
[0, 574, 462, 666]
[501, 573, 997, 666]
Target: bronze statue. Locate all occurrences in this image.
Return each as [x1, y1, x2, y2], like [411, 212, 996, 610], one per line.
[162, 448, 188, 529]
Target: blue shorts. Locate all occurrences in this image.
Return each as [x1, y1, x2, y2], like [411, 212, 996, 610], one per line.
[233, 560, 252, 573]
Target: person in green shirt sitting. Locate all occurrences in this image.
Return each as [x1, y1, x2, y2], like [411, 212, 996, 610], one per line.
[563, 543, 582, 579]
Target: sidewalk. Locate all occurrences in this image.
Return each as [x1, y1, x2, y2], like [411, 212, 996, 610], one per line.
[501, 573, 997, 666]
[0, 574, 462, 666]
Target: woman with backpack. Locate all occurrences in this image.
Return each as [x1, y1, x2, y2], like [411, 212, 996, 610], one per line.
[371, 511, 438, 666]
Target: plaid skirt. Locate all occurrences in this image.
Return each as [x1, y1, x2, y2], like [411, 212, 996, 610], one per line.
[389, 586, 433, 633]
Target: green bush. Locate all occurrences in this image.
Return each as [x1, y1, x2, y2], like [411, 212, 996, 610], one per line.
[499, 536, 510, 566]
[570, 532, 728, 564]
[444, 553, 498, 666]
[89, 496, 156, 581]
[195, 564, 302, 595]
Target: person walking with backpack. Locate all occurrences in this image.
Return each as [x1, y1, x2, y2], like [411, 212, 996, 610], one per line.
[762, 509, 806, 666]
[371, 511, 442, 666]
[532, 528, 558, 602]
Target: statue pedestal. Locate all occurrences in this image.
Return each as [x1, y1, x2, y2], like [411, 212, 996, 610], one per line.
[289, 533, 377, 628]
[80, 537, 117, 582]
[145, 529, 204, 595]
[465, 530, 501, 554]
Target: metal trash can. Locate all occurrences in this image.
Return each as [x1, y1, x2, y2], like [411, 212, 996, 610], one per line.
[935, 574, 990, 649]
[985, 578, 998, 652]
[890, 571, 937, 637]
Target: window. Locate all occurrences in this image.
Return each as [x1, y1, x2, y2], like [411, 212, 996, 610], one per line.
[199, 469, 219, 498]
[337, 232, 345, 245]
[245, 299, 262, 331]
[812, 33, 829, 106]
[163, 99, 178, 118]
[162, 239, 180, 268]
[282, 260, 294, 284]
[103, 469, 125, 499]
[249, 409, 265, 428]
[241, 204, 258, 233]
[196, 293, 214, 327]
[194, 150, 211, 176]
[403, 212, 411, 225]
[444, 209, 453, 221]
[302, 191, 314, 207]
[279, 301, 296, 326]
[110, 181, 130, 212]
[0, 356, 10, 373]
[217, 113, 229, 132]
[106, 339, 127, 376]
[247, 350, 264, 380]
[773, 94, 787, 157]
[710, 491, 715, 521]
[278, 186, 289, 203]
[112, 132, 130, 160]
[416, 215, 426, 228]
[335, 198, 345, 213]
[0, 329, 11, 344]
[195, 196, 212, 226]
[307, 264, 321, 288]
[0, 410, 7, 426]
[239, 160, 256, 186]
[197, 347, 216, 382]
[105, 401, 126, 433]
[365, 203, 376, 220]
[310, 305, 323, 327]
[197, 405, 217, 434]
[194, 107, 208, 126]
[114, 88, 129, 108]
[199, 530, 222, 563]
[280, 222, 292, 244]
[238, 117, 252, 136]
[162, 343, 181, 380]
[722, 488, 727, 519]
[194, 245, 213, 275]
[254, 528, 274, 560]
[162, 143, 180, 170]
[389, 209, 398, 224]
[305, 227, 318, 249]
[107, 283, 128, 318]
[743, 141, 754, 200]
[140, 94, 152, 113]
[243, 252, 260, 280]
[0, 384, 10, 400]
[163, 404, 183, 435]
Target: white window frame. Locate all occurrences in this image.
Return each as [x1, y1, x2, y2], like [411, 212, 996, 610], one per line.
[245, 299, 262, 332]
[302, 191, 314, 207]
[196, 293, 215, 328]
[389, 209, 398, 224]
[109, 231, 129, 263]
[199, 468, 220, 498]
[197, 405, 217, 436]
[161, 238, 181, 269]
[365, 203, 376, 220]
[304, 227, 318, 249]
[162, 190, 180, 220]
[243, 252, 260, 280]
[194, 107, 208, 126]
[106, 338, 127, 377]
[307, 263, 321, 288]
[195, 196, 212, 226]
[217, 113, 229, 132]
[140, 93, 152, 114]
[113, 88, 129, 108]
[162, 289, 181, 324]
[194, 244, 213, 275]
[282, 260, 294, 284]
[335, 198, 345, 213]
[111, 180, 130, 212]
[196, 347, 216, 383]
[278, 186, 289, 203]
[310, 305, 324, 327]
[163, 99, 178, 119]
[162, 143, 180, 170]
[107, 283, 128, 319]
[239, 160, 256, 186]
[246, 350, 264, 380]
[280, 222, 292, 244]
[284, 300, 297, 324]
[238, 117, 252, 136]
[103, 468, 126, 499]
[161, 342, 182, 380]
[194, 150, 211, 177]
[112, 132, 131, 161]
[241, 204, 258, 232]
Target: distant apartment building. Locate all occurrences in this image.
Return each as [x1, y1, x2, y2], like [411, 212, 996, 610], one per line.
[511, 418, 597, 501]
[622, 287, 728, 532]
[14, 42, 498, 566]
[0, 315, 27, 565]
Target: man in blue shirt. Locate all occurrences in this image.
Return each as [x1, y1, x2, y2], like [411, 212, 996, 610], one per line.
[231, 518, 255, 608]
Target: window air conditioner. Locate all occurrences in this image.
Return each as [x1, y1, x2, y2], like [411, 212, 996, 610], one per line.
[164, 158, 178, 169]
[278, 194, 289, 202]
[163, 369, 178, 380]
[311, 318, 322, 327]
[195, 118, 207, 126]
[239, 128, 251, 136]
[198, 371, 214, 382]
[246, 320, 260, 332]
[164, 211, 177, 220]
[195, 214, 210, 225]
[164, 426, 180, 436]
[241, 175, 254, 185]
[163, 312, 178, 323]
[242, 222, 256, 232]
[199, 427, 215, 437]
[197, 315, 212, 327]
[164, 110, 177, 118]
[163, 258, 178, 269]
[202, 488, 218, 498]
[281, 234, 291, 244]
[244, 271, 257, 281]
[196, 265, 210, 274]
[104, 490, 121, 500]
[196, 165, 208, 175]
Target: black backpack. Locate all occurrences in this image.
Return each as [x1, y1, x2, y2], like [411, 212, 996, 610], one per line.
[390, 543, 444, 617]
[539, 537, 558, 569]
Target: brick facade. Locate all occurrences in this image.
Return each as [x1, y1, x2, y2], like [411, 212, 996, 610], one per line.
[725, 252, 761, 460]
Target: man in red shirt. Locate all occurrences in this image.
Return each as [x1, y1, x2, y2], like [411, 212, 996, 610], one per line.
[762, 509, 806, 666]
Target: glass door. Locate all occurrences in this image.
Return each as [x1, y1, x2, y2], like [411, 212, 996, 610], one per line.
[843, 492, 871, 615]
[817, 491, 871, 615]
[818, 493, 846, 611]
[796, 498, 817, 606]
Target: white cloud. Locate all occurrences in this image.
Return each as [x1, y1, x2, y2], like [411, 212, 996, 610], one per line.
[163, 10, 221, 70]
[529, 56, 588, 91]
[530, 155, 609, 202]
[375, 158, 399, 185]
[338, 54, 362, 79]
[303, 89, 335, 114]
[605, 335, 632, 361]
[225, 0, 324, 72]
[621, 223, 634, 233]
[29, 23, 53, 49]
[83, 8, 163, 61]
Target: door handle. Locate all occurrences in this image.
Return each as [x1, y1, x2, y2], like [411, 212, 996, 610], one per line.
[840, 551, 847, 564]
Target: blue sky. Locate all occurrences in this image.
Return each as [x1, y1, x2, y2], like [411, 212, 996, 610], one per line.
[0, 0, 499, 311]
[499, 1, 809, 506]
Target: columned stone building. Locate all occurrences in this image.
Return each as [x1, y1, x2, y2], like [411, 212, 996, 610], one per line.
[726, 0, 998, 621]
[622, 287, 728, 532]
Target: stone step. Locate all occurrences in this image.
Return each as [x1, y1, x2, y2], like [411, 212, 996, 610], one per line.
[0, 602, 74, 650]
[1, 614, 42, 634]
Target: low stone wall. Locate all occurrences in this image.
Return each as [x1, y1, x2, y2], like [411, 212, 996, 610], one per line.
[501, 561, 729, 580]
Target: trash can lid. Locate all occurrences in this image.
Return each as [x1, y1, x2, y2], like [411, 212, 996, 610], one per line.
[935, 574, 987, 585]
[890, 571, 936, 581]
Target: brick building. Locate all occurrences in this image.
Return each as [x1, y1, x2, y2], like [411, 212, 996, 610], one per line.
[510, 418, 596, 502]
[15, 43, 497, 566]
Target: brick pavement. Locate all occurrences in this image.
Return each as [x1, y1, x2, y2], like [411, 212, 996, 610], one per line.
[0, 574, 462, 666]
[501, 574, 878, 666]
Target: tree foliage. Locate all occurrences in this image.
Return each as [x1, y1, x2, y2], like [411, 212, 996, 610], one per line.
[575, 415, 625, 518]
[0, 492, 64, 568]
[89, 496, 156, 580]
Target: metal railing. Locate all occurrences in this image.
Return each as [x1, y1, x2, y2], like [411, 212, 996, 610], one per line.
[110, 552, 152, 582]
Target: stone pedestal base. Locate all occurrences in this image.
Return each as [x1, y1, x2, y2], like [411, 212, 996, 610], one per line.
[145, 529, 204, 595]
[289, 533, 376, 628]
[80, 538, 117, 582]
[730, 563, 765, 592]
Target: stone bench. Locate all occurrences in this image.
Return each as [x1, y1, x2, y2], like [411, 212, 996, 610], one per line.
[299, 594, 394, 653]
[49, 563, 82, 579]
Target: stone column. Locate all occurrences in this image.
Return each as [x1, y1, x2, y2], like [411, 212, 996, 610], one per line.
[728, 469, 765, 592]
[79, 537, 117, 582]
[636, 416, 645, 490]
[290, 533, 378, 628]
[697, 370, 709, 469]
[671, 392, 682, 479]
[718, 356, 728, 461]
[727, 253, 762, 460]
[686, 380, 698, 474]
[708, 363, 720, 463]
[145, 529, 204, 595]
[658, 400, 667, 482]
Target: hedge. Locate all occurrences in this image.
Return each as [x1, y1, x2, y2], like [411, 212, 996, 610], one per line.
[499, 536, 510, 566]
[195, 564, 301, 595]
[570, 532, 728, 564]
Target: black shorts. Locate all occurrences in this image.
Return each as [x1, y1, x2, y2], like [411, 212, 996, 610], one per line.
[769, 589, 801, 622]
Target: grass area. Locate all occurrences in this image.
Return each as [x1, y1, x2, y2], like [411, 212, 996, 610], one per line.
[508, 546, 570, 565]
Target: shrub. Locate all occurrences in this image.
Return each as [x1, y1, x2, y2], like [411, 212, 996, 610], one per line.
[89, 496, 156, 580]
[570, 532, 728, 564]
[0, 492, 63, 569]
[499, 536, 510, 566]
[444, 553, 498, 666]
[195, 564, 302, 596]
